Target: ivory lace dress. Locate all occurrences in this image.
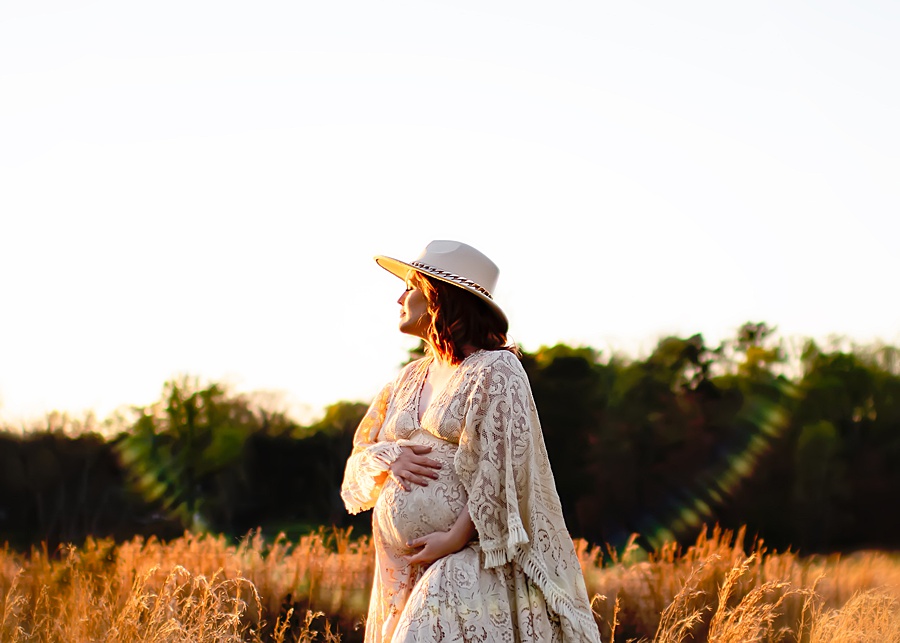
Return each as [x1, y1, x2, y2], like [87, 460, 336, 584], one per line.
[341, 349, 602, 643]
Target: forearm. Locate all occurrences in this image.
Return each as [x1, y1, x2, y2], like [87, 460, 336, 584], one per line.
[447, 505, 477, 550]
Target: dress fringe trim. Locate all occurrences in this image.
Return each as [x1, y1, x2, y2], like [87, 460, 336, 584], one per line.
[507, 520, 530, 550]
[518, 550, 600, 641]
[481, 541, 600, 642]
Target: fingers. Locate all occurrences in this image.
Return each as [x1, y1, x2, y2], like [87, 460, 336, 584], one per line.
[406, 551, 430, 565]
[390, 470, 410, 491]
[399, 445, 441, 469]
[402, 471, 434, 487]
[419, 456, 442, 470]
[405, 540, 433, 566]
[406, 455, 441, 471]
[392, 458, 440, 480]
[390, 447, 442, 492]
[390, 468, 432, 490]
[408, 463, 440, 479]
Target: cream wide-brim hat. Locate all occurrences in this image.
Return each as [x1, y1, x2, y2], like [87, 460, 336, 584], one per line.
[375, 240, 508, 326]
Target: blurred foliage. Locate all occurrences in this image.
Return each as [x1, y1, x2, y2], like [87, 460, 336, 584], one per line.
[1, 322, 899, 555]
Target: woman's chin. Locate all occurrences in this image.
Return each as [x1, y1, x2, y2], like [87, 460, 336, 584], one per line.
[398, 323, 425, 339]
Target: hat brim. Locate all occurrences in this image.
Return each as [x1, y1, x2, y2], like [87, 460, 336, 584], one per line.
[375, 255, 508, 326]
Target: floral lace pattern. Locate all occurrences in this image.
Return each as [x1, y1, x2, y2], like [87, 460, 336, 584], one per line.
[341, 351, 602, 643]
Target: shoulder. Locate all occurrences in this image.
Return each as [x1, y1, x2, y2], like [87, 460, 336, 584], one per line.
[398, 356, 429, 377]
[467, 350, 536, 410]
[372, 357, 427, 401]
[471, 348, 520, 366]
[468, 349, 528, 379]
[391, 357, 429, 388]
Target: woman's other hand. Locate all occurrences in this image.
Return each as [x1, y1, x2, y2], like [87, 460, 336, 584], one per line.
[389, 444, 441, 491]
[406, 530, 465, 566]
[406, 506, 476, 566]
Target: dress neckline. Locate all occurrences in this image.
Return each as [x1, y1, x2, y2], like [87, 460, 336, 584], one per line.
[413, 349, 484, 427]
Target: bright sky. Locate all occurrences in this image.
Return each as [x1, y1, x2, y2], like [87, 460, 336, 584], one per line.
[2, 1, 898, 427]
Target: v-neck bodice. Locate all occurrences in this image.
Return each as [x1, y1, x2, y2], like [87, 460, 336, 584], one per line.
[375, 350, 484, 444]
[414, 350, 486, 431]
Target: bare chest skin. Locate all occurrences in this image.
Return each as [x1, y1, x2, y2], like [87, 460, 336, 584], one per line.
[417, 360, 458, 423]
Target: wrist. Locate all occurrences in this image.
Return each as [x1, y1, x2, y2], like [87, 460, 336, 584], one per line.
[442, 529, 462, 552]
[448, 522, 476, 550]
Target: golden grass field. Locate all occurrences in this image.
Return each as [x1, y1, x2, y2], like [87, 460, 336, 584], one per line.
[2, 526, 899, 642]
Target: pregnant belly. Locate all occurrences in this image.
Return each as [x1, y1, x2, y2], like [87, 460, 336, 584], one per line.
[374, 435, 467, 556]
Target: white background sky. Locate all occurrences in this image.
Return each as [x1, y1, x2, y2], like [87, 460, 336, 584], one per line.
[1, 1, 898, 427]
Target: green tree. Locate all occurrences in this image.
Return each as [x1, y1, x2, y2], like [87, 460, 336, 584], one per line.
[116, 378, 261, 530]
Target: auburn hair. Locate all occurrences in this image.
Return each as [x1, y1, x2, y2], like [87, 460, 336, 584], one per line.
[409, 272, 518, 365]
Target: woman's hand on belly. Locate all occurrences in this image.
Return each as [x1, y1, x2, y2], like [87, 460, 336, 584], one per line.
[406, 506, 477, 565]
[406, 530, 464, 565]
[389, 444, 442, 491]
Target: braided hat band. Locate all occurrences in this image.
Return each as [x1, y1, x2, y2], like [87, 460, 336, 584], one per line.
[409, 261, 493, 299]
[375, 240, 507, 325]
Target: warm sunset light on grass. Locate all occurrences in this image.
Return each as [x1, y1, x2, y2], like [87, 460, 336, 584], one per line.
[2, 527, 899, 642]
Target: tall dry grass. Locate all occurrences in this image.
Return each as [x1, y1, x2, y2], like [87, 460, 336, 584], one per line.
[0, 530, 354, 642]
[1, 526, 898, 642]
[586, 525, 900, 642]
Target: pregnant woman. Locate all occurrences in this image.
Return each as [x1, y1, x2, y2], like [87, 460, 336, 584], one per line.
[341, 240, 602, 643]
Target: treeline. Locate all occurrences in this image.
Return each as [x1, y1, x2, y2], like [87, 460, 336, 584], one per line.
[0, 387, 371, 550]
[2, 323, 898, 554]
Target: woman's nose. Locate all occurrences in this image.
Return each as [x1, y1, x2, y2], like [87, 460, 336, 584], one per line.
[397, 291, 408, 305]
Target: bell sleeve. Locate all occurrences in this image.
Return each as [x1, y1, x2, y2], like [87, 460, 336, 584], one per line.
[455, 352, 535, 564]
[340, 381, 403, 515]
[455, 351, 602, 642]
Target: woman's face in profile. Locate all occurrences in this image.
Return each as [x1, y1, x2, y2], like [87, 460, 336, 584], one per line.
[397, 279, 430, 339]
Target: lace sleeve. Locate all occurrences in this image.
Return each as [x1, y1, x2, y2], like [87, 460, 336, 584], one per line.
[340, 381, 403, 515]
[455, 351, 603, 642]
[455, 352, 536, 565]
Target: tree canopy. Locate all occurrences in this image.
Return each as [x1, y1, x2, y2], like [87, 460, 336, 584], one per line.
[2, 323, 898, 554]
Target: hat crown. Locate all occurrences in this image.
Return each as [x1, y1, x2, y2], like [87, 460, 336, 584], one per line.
[374, 239, 507, 325]
[413, 240, 499, 297]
